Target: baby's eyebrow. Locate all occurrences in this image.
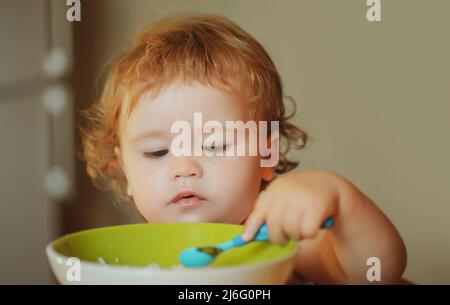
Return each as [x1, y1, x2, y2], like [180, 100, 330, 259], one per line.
[130, 130, 166, 143]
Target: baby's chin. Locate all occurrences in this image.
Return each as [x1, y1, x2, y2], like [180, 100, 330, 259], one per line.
[173, 214, 212, 223]
[143, 213, 242, 224]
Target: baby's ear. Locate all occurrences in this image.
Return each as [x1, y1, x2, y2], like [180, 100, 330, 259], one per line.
[126, 184, 133, 197]
[261, 165, 276, 182]
[114, 146, 124, 170]
[268, 129, 280, 151]
[114, 146, 133, 197]
[260, 128, 280, 177]
[260, 133, 277, 182]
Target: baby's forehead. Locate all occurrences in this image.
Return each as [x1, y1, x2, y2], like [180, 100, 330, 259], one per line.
[123, 79, 255, 136]
[138, 79, 250, 112]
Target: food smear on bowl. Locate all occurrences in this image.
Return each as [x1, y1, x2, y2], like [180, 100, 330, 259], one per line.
[96, 257, 189, 271]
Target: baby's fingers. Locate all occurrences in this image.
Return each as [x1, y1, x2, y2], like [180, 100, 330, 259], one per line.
[242, 191, 271, 242]
[266, 203, 288, 244]
[281, 207, 304, 241]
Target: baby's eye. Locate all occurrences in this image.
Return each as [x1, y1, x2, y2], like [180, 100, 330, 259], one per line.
[202, 144, 228, 153]
[143, 149, 169, 159]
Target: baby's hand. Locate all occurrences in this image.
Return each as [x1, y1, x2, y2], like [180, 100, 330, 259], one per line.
[242, 171, 341, 244]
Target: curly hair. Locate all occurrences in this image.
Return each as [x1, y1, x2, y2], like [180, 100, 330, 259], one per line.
[80, 12, 309, 203]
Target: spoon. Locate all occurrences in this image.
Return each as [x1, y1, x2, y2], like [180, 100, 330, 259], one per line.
[179, 216, 334, 268]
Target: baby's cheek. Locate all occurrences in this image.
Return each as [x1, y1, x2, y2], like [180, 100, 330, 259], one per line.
[130, 173, 169, 221]
[217, 156, 261, 203]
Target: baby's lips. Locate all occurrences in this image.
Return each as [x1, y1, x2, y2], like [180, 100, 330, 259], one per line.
[170, 190, 205, 204]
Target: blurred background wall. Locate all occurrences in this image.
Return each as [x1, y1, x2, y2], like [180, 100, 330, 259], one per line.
[0, 0, 71, 284]
[1, 0, 449, 284]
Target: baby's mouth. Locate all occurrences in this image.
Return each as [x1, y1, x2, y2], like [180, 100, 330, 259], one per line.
[170, 191, 205, 207]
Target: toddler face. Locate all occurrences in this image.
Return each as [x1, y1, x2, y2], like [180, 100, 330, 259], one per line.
[116, 80, 274, 224]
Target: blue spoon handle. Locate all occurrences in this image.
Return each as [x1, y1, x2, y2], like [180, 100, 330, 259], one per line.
[232, 216, 334, 247]
[321, 216, 334, 229]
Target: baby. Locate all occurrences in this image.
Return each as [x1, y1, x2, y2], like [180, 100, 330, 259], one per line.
[81, 13, 407, 284]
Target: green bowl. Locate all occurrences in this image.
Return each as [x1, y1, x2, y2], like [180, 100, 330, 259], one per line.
[46, 223, 298, 284]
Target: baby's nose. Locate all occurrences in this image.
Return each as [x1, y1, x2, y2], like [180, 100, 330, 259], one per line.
[170, 158, 203, 180]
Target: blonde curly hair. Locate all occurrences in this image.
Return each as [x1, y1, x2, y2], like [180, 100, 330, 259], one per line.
[80, 13, 308, 203]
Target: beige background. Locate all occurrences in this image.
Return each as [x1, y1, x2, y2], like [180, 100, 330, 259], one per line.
[66, 0, 450, 284]
[0, 0, 73, 284]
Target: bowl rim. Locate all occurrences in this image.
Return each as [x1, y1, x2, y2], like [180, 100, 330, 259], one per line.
[46, 222, 299, 275]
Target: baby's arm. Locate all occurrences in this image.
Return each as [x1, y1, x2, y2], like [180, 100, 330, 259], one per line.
[294, 173, 407, 283]
[243, 171, 407, 284]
